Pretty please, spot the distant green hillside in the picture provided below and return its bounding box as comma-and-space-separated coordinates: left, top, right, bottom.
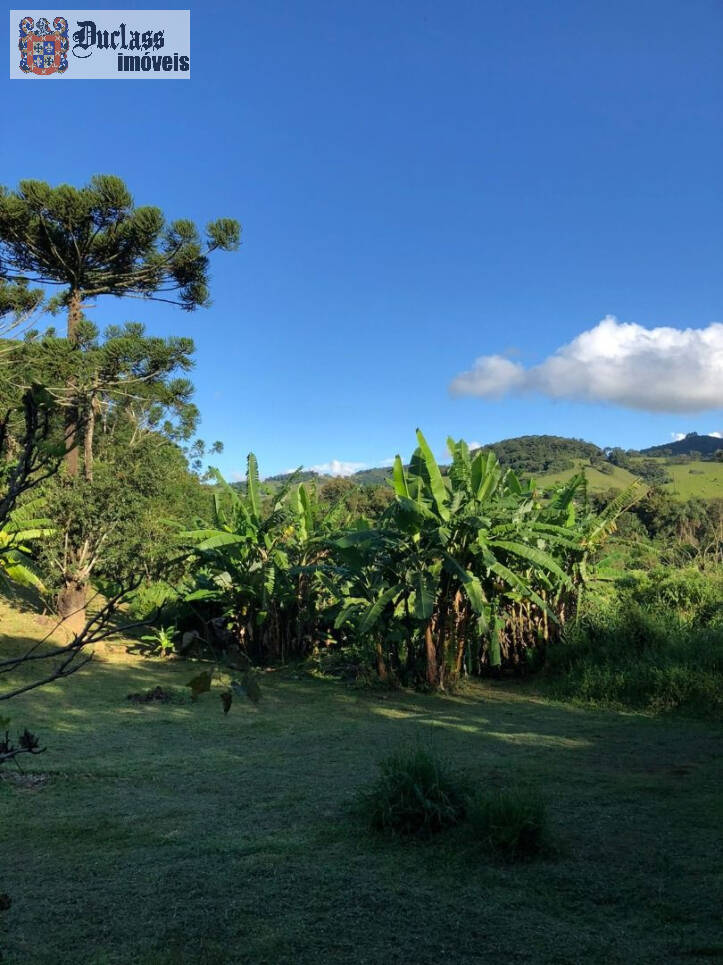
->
537, 458, 722, 500
535, 459, 639, 494
642, 432, 723, 457
254, 433, 722, 501
661, 460, 723, 499
350, 466, 394, 485
474, 434, 601, 474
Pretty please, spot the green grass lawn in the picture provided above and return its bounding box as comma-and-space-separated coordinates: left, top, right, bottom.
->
1, 604, 722, 964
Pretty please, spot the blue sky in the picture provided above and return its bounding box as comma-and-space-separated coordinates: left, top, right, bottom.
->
2, 0, 722, 477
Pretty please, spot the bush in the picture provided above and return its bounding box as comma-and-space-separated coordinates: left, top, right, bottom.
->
359, 746, 467, 837
467, 784, 548, 861
618, 567, 723, 620
544, 598, 723, 718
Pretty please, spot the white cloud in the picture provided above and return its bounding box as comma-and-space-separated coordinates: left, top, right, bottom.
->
308, 459, 367, 477
450, 316, 723, 413
451, 355, 525, 399
711, 431, 723, 439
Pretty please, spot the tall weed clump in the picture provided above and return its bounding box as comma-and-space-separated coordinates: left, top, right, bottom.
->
358, 747, 551, 861
359, 746, 467, 837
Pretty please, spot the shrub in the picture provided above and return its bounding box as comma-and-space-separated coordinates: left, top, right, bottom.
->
618, 567, 723, 620
544, 597, 722, 718
467, 784, 548, 861
359, 746, 467, 837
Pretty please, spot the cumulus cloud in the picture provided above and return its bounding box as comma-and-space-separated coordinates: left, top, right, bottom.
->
450, 316, 723, 413
308, 459, 367, 477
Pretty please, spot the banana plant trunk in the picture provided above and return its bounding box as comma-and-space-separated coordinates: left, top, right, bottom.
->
425, 621, 438, 687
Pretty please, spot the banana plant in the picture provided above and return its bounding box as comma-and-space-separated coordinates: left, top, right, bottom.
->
181, 455, 342, 662
333, 430, 610, 688
0, 500, 52, 593
179, 434, 636, 690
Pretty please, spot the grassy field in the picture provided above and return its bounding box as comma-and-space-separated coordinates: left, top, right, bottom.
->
1, 602, 722, 965
537, 458, 722, 499
536, 459, 639, 493
661, 461, 723, 499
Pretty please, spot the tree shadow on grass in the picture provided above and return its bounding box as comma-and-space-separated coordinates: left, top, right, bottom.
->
1, 634, 721, 965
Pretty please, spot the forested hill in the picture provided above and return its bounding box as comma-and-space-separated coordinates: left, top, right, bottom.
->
641, 433, 723, 457
472, 435, 601, 474
259, 435, 603, 487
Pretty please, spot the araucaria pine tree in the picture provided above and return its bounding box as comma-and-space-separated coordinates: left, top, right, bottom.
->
0, 175, 240, 624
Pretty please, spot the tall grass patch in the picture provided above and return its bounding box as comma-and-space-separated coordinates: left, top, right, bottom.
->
545, 596, 722, 718
358, 746, 467, 837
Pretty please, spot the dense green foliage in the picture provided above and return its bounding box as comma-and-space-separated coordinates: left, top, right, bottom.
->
475, 434, 601, 475
544, 588, 722, 718
0, 175, 239, 314
0, 176, 720, 719
0, 174, 238, 631
177, 433, 643, 690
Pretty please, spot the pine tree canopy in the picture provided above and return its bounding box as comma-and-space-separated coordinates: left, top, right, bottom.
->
0, 175, 240, 311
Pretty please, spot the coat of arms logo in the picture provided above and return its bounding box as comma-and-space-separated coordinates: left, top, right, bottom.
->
19, 16, 69, 75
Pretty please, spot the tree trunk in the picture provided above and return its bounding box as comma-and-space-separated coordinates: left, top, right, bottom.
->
64, 289, 83, 476
83, 395, 95, 482
375, 639, 388, 681
57, 579, 87, 636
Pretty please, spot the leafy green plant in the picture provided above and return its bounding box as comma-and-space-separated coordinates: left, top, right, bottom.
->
331, 430, 643, 688
467, 784, 548, 861
179, 431, 640, 692
0, 499, 52, 593
182, 454, 346, 663
358, 746, 467, 837
140, 625, 177, 656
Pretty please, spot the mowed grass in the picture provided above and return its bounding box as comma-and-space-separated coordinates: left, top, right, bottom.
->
1, 603, 722, 965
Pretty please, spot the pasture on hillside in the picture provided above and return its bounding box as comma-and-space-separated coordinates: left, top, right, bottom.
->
537, 458, 723, 500
1, 602, 721, 965
662, 461, 723, 499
